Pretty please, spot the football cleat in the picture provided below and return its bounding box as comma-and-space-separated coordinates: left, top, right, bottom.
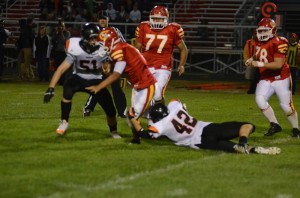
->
110, 131, 122, 139
264, 122, 282, 136
253, 146, 281, 155
130, 137, 141, 144
233, 144, 250, 154
56, 120, 68, 135
83, 108, 92, 117
292, 128, 300, 138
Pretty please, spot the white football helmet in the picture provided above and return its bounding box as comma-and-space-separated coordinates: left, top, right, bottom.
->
256, 18, 277, 41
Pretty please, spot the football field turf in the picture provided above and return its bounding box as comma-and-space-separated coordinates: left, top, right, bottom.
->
0, 81, 299, 198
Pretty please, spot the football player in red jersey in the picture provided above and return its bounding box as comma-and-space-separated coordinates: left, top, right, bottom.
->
245, 18, 300, 138
86, 27, 159, 143
135, 5, 188, 104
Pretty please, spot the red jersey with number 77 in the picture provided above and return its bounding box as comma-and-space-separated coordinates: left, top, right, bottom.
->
135, 21, 184, 71
110, 42, 156, 90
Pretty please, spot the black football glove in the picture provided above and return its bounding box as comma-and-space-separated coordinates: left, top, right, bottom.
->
130, 128, 141, 144
44, 87, 54, 103
139, 129, 153, 139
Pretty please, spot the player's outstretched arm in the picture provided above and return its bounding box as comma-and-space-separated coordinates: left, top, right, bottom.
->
43, 60, 71, 103
86, 71, 121, 94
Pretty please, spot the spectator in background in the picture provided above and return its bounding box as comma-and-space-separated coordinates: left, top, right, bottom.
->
74, 9, 85, 31
287, 32, 300, 95
17, 17, 36, 80
122, 13, 135, 38
118, 4, 128, 22
81, 8, 91, 22
129, 3, 141, 23
0, 19, 12, 79
105, 2, 118, 22
65, 0, 72, 15
33, 24, 52, 82
50, 20, 71, 85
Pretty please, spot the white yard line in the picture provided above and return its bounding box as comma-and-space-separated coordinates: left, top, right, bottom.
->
41, 154, 225, 198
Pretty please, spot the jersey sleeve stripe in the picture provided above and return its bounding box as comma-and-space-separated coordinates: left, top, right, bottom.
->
135, 27, 140, 37
111, 50, 123, 57
66, 39, 70, 50
114, 53, 123, 60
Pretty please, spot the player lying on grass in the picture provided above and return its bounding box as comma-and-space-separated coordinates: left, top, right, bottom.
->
135, 99, 281, 155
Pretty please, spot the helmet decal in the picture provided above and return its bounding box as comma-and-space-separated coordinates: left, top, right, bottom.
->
97, 27, 121, 55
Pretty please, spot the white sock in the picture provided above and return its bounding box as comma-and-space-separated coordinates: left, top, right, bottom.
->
262, 106, 278, 124
287, 110, 299, 128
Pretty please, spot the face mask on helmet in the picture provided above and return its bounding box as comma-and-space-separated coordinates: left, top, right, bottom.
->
98, 45, 110, 57
80, 37, 100, 54
97, 27, 120, 57
149, 6, 169, 29
80, 23, 101, 53
149, 103, 169, 123
256, 18, 277, 42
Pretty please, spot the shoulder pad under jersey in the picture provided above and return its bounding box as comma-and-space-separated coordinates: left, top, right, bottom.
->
140, 21, 149, 25
137, 21, 150, 29
66, 37, 82, 56
168, 22, 182, 29
276, 36, 288, 43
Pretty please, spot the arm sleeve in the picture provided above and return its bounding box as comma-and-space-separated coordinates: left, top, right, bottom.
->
113, 61, 126, 74
65, 53, 75, 65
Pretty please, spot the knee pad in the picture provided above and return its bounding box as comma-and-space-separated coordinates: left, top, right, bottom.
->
256, 95, 268, 110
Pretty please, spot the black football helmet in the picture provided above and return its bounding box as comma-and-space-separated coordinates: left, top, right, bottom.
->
149, 103, 169, 123
80, 23, 100, 53
81, 23, 100, 40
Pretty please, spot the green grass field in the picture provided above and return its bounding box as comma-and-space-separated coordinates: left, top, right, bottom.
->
0, 80, 300, 198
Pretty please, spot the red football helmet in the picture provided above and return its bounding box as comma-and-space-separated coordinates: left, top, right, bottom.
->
256, 18, 277, 41
149, 5, 169, 29
97, 27, 121, 57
